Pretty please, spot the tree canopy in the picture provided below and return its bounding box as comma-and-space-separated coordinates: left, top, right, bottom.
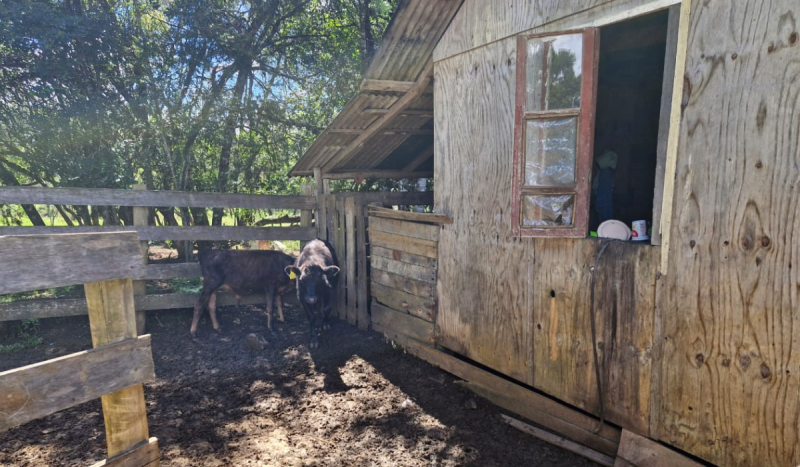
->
0, 0, 396, 226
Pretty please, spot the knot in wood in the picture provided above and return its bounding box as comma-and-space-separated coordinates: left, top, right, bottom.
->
695, 353, 705, 367
741, 355, 751, 368
760, 364, 772, 380
790, 32, 798, 45
755, 161, 763, 169
689, 240, 696, 248
761, 236, 771, 248
731, 52, 738, 60
742, 235, 754, 250
722, 358, 730, 367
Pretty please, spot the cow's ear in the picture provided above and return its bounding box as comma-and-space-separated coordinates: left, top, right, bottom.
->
322, 265, 340, 278
285, 265, 300, 279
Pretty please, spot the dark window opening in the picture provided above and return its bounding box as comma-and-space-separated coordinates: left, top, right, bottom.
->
590, 10, 670, 239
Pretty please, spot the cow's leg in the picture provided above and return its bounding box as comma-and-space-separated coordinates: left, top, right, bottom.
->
275, 294, 285, 323
303, 302, 319, 349
322, 297, 332, 331
265, 285, 276, 334
208, 291, 221, 333
191, 287, 214, 338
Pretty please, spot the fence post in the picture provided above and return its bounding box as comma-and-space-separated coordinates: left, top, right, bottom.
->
132, 184, 148, 335
84, 278, 151, 457
300, 182, 314, 248
313, 168, 325, 240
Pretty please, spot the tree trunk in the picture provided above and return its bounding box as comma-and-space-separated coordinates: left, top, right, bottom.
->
361, 0, 374, 71
0, 162, 46, 226
212, 69, 249, 226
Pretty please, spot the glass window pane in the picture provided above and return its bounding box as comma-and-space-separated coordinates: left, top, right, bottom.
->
525, 117, 577, 187
526, 34, 583, 111
522, 194, 575, 227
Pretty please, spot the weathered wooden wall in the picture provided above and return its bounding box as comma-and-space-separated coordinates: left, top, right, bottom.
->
433, 0, 681, 62
434, 36, 537, 385
433, 0, 664, 444
655, 1, 800, 466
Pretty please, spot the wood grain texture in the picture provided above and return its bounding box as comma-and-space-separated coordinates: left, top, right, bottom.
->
371, 256, 436, 284
657, 1, 800, 465
0, 292, 269, 322
368, 217, 440, 242
533, 239, 658, 436
370, 245, 437, 269
650, 5, 680, 246
368, 205, 451, 224
345, 196, 357, 325
144, 263, 202, 280
90, 437, 159, 467
434, 36, 536, 384
133, 184, 149, 336
0, 186, 316, 209
0, 336, 155, 432
0, 226, 317, 242
371, 269, 436, 300
433, 0, 614, 61
371, 301, 434, 344
501, 415, 615, 467
85, 279, 150, 457
0, 232, 146, 295
616, 429, 702, 467
368, 230, 438, 258
356, 201, 369, 330
370, 282, 436, 322
395, 337, 622, 456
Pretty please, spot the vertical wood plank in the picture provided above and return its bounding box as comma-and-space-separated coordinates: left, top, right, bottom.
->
313, 168, 325, 240
300, 182, 314, 248
84, 278, 150, 457
336, 196, 347, 320
345, 196, 357, 326
132, 184, 148, 336
650, 5, 680, 247
356, 200, 370, 330
658, 0, 800, 465
325, 194, 335, 244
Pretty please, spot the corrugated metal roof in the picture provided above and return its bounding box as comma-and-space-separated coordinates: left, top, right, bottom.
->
290, 0, 464, 177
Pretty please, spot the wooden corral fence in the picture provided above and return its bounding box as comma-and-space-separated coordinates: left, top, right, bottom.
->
0, 186, 318, 333
314, 189, 434, 331
0, 232, 160, 467
366, 206, 450, 345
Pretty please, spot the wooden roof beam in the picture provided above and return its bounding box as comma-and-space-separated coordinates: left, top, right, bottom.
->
360, 79, 415, 93
327, 128, 433, 135
322, 170, 433, 181
321, 61, 435, 172
403, 146, 435, 171
361, 108, 433, 118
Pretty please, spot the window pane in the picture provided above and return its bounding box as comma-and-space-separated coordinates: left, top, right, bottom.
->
522, 194, 575, 227
525, 117, 577, 187
526, 34, 583, 111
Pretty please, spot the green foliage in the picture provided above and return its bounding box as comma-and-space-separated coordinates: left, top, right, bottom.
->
0, 0, 398, 226
0, 319, 43, 354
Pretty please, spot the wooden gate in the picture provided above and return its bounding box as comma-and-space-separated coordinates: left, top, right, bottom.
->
365, 206, 450, 344
0, 232, 159, 467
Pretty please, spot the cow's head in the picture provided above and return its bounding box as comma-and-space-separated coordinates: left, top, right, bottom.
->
285, 264, 339, 305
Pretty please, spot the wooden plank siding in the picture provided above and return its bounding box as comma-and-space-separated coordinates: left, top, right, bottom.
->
0, 232, 146, 295
0, 336, 155, 432
433, 0, 681, 62
434, 35, 537, 385
654, 0, 800, 465
533, 240, 659, 436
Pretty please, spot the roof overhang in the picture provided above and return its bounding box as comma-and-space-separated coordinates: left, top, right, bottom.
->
289, 0, 464, 178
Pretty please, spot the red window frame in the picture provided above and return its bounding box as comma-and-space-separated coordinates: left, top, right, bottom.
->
511, 28, 600, 238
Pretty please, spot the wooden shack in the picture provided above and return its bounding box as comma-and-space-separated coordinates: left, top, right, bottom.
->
291, 1, 800, 466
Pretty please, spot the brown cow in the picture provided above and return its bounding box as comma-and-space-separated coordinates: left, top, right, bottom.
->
191, 249, 296, 338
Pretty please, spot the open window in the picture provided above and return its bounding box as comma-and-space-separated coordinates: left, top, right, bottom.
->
512, 10, 674, 241
511, 29, 599, 237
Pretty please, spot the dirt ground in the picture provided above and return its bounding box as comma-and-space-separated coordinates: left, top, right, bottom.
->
0, 299, 597, 467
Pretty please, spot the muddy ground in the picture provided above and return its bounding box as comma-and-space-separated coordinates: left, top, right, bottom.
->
0, 299, 596, 467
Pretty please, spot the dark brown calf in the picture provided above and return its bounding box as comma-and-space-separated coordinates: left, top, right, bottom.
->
191, 249, 296, 338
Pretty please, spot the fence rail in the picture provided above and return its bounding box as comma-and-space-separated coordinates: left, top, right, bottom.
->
0, 186, 316, 209
0, 225, 317, 241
